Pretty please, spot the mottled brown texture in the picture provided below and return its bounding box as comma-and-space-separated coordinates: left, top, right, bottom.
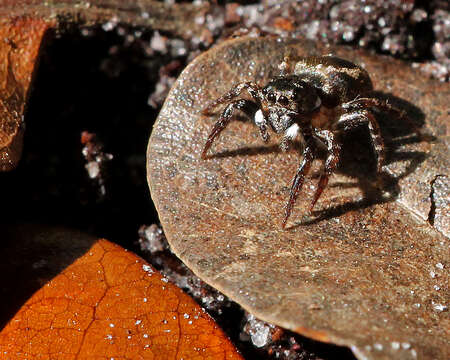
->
0, 16, 50, 171
147, 37, 449, 360
430, 175, 450, 237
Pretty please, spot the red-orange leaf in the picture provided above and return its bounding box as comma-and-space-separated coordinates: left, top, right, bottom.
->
0, 238, 243, 360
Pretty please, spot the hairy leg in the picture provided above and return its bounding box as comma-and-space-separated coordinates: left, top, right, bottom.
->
337, 110, 385, 172
282, 138, 315, 228
341, 96, 418, 131
310, 129, 341, 210
342, 97, 401, 114
202, 82, 261, 115
202, 99, 259, 159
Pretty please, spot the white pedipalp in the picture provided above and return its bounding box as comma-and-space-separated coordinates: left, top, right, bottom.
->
254, 109, 265, 126
285, 123, 300, 140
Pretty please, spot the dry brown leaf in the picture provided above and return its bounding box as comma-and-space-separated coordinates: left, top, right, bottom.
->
147, 37, 449, 360
0, 230, 243, 360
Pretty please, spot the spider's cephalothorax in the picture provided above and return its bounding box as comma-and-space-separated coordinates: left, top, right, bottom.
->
201, 55, 404, 228
261, 76, 321, 133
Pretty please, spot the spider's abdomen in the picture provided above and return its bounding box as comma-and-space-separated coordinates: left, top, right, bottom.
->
294, 56, 373, 108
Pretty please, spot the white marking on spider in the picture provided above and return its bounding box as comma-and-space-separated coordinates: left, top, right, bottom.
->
285, 123, 300, 140
254, 109, 265, 126
315, 97, 322, 109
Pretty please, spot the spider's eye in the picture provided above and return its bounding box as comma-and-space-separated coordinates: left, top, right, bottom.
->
278, 95, 289, 106
292, 87, 302, 100
267, 92, 276, 102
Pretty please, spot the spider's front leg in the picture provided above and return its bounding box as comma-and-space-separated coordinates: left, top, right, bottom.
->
282, 136, 315, 228
336, 108, 385, 172
281, 129, 340, 228
310, 129, 341, 210
202, 99, 261, 159
202, 82, 261, 116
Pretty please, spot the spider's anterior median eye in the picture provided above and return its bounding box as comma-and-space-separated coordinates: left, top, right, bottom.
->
267, 92, 276, 102
278, 95, 289, 105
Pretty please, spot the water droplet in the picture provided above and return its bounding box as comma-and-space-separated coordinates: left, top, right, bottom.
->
142, 264, 154, 274
378, 17, 386, 27
373, 343, 383, 351
251, 325, 270, 348
431, 301, 447, 312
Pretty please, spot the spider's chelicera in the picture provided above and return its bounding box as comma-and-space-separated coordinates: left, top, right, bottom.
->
201, 56, 403, 228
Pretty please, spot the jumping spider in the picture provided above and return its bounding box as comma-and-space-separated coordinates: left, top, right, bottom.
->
201, 55, 405, 228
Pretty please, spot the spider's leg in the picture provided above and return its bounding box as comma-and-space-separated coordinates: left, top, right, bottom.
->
202, 99, 259, 159
343, 97, 401, 114
282, 138, 314, 228
280, 123, 300, 151
202, 82, 261, 115
310, 129, 341, 211
342, 97, 416, 131
337, 109, 385, 172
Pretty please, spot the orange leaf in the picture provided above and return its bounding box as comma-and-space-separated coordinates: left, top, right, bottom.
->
0, 239, 243, 360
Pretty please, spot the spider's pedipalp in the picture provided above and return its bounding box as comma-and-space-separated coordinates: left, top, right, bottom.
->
201, 99, 259, 159
282, 138, 314, 228
254, 109, 270, 142
280, 123, 300, 151
337, 109, 385, 172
